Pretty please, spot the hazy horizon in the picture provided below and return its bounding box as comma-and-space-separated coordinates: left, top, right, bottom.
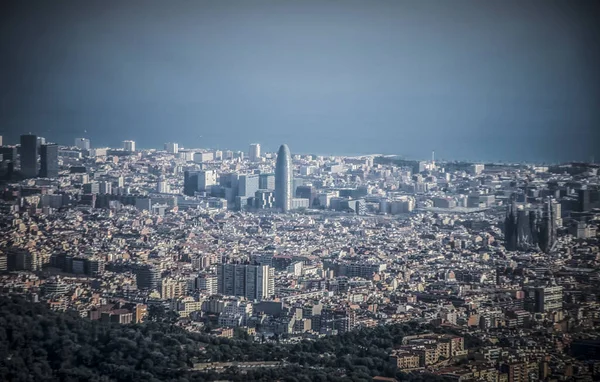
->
1, 0, 599, 163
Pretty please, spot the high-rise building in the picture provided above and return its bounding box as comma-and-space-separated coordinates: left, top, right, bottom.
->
75, 138, 91, 150
123, 140, 136, 152
217, 264, 274, 301
259, 173, 275, 190
275, 144, 292, 212
296, 185, 316, 207
157, 176, 170, 193
0, 135, 3, 146
238, 174, 260, 198
83, 182, 100, 194
249, 143, 261, 162
196, 273, 218, 295
40, 143, 59, 178
577, 188, 600, 212
136, 265, 160, 290
164, 142, 179, 154
198, 170, 217, 191
20, 134, 38, 178
184, 170, 217, 196
534, 285, 563, 313
0, 146, 17, 163
184, 171, 199, 196
99, 181, 112, 195
254, 190, 275, 209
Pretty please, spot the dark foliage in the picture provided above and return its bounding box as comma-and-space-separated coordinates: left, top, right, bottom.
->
0, 296, 452, 382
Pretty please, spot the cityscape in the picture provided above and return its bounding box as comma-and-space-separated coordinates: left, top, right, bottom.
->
0, 133, 599, 381
1, 1, 600, 381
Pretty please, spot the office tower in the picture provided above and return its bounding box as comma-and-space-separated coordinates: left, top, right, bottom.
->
254, 190, 275, 209
20, 134, 38, 178
183, 170, 199, 196
99, 181, 112, 194
296, 185, 316, 207
275, 144, 292, 212
85, 258, 105, 276
249, 143, 261, 162
0, 146, 17, 162
136, 265, 160, 290
238, 174, 260, 198
83, 182, 100, 194
533, 285, 563, 313
39, 143, 59, 178
123, 140, 136, 152
6, 249, 41, 271
37, 137, 46, 148
198, 170, 217, 191
259, 173, 275, 190
217, 263, 274, 301
75, 138, 91, 150
577, 188, 600, 212
219, 173, 240, 204
0, 135, 2, 146
164, 142, 179, 154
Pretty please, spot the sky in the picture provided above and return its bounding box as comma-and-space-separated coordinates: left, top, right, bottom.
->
1, 0, 599, 163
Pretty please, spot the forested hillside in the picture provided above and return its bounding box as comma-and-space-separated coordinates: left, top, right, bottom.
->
0, 296, 452, 382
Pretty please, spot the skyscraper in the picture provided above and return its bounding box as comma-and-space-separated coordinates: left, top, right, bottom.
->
40, 143, 59, 178
259, 173, 275, 190
164, 142, 179, 154
238, 174, 260, 198
123, 140, 136, 152
275, 144, 292, 212
249, 143, 261, 162
217, 263, 274, 301
20, 134, 38, 178
75, 138, 91, 150
136, 265, 160, 290
183, 170, 199, 196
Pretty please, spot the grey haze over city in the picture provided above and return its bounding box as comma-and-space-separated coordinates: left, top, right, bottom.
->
1, 0, 599, 163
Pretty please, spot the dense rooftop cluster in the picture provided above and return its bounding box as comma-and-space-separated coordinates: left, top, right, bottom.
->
1, 137, 600, 380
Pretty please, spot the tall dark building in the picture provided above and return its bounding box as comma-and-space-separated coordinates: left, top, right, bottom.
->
0, 146, 17, 163
40, 143, 59, 178
20, 134, 38, 178
136, 265, 160, 290
183, 170, 199, 196
577, 188, 600, 212
296, 185, 316, 207
275, 144, 292, 212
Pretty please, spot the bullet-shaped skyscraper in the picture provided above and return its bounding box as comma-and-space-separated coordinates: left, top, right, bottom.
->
275, 144, 292, 212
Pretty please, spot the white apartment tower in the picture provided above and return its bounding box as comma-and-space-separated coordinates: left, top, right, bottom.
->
249, 143, 261, 162
123, 140, 136, 152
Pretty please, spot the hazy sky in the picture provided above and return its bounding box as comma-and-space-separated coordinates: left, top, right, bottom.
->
1, 0, 599, 162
